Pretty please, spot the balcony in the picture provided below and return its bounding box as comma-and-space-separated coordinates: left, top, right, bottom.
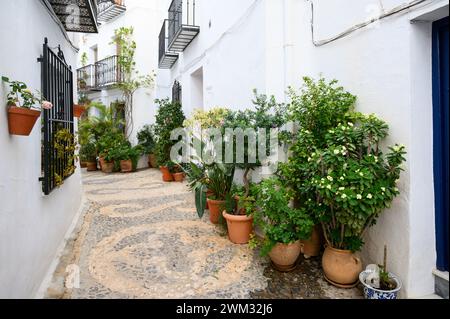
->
97, 0, 126, 23
167, 0, 200, 52
77, 56, 123, 92
47, 0, 98, 33
159, 20, 179, 69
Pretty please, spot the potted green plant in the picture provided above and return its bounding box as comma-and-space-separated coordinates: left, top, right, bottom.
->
154, 98, 185, 182
359, 245, 402, 299
250, 177, 314, 272
79, 142, 98, 171
2, 76, 53, 136
204, 163, 235, 224
113, 144, 144, 173
74, 93, 90, 118
137, 125, 157, 168
97, 132, 126, 174
288, 114, 406, 286
171, 163, 186, 182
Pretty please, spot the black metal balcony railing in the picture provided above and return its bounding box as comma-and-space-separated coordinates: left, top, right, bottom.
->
76, 56, 123, 92
167, 0, 200, 52
159, 20, 179, 69
48, 0, 98, 33
97, 0, 126, 23
95, 55, 123, 88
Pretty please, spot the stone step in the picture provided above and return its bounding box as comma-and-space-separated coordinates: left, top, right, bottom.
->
433, 269, 449, 299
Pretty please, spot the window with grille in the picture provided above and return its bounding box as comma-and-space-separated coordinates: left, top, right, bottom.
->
172, 80, 182, 104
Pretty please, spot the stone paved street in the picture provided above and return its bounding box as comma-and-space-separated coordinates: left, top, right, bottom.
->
45, 169, 363, 299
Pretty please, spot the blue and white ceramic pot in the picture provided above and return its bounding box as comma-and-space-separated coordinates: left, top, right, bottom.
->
359, 270, 402, 299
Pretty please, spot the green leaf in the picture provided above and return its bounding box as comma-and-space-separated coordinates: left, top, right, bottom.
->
195, 184, 207, 219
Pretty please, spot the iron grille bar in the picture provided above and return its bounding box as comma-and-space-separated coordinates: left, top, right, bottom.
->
40, 38, 75, 195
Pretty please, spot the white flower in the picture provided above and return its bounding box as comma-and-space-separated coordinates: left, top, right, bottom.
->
356, 194, 362, 200
348, 122, 354, 127
326, 185, 332, 190
381, 187, 386, 192
340, 176, 345, 181
308, 157, 312, 162
359, 172, 364, 177
394, 187, 399, 192
367, 194, 373, 199
341, 194, 347, 199
374, 156, 379, 163
339, 187, 345, 191
334, 149, 340, 155
327, 176, 333, 182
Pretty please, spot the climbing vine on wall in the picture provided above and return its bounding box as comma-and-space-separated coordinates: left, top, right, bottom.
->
111, 27, 155, 138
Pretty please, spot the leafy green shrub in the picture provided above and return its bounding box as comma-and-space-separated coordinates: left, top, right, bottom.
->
154, 98, 185, 167
251, 177, 314, 256
79, 142, 97, 162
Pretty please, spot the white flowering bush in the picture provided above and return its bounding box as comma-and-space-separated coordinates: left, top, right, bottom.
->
281, 77, 406, 252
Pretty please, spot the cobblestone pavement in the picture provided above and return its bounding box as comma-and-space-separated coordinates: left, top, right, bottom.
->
45, 169, 363, 299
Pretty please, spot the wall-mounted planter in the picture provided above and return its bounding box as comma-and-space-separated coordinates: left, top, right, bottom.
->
7, 106, 41, 136
73, 104, 86, 118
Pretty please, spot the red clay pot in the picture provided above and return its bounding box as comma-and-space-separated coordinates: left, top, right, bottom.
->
172, 172, 185, 182
7, 106, 41, 136
102, 161, 114, 173
207, 199, 225, 224
223, 211, 253, 244
86, 161, 97, 171
160, 166, 174, 182
322, 246, 363, 288
120, 160, 133, 173
269, 241, 302, 272
73, 104, 86, 118
80, 162, 88, 168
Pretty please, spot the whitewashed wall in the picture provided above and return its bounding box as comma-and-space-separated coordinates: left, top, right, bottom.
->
0, 0, 82, 298
162, 0, 448, 298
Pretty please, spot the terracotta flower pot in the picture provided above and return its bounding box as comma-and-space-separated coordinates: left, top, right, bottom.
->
120, 160, 133, 173
207, 199, 225, 224
160, 166, 174, 182
148, 154, 158, 168
86, 161, 98, 171
99, 157, 105, 170
223, 211, 253, 244
80, 162, 88, 168
101, 161, 114, 174
301, 225, 323, 258
322, 246, 363, 288
269, 241, 302, 272
7, 106, 41, 136
206, 189, 214, 209
73, 104, 86, 118
172, 172, 185, 182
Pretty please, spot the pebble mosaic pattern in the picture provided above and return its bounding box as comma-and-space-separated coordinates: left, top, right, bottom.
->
45, 169, 362, 299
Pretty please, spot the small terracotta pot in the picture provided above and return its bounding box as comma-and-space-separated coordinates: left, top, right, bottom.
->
172, 172, 185, 182
322, 246, 363, 288
73, 104, 86, 118
207, 199, 225, 224
269, 241, 302, 272
99, 157, 105, 170
102, 161, 114, 174
86, 161, 98, 171
120, 160, 133, 173
148, 154, 158, 168
301, 225, 323, 258
223, 211, 253, 244
160, 166, 174, 182
7, 106, 41, 136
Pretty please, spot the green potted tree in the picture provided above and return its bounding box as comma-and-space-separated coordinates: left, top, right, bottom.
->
154, 98, 185, 182
250, 177, 314, 272
137, 125, 157, 168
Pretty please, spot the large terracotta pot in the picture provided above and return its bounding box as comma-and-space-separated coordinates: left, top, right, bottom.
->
102, 161, 114, 174
120, 160, 133, 173
322, 246, 363, 288
73, 104, 86, 118
148, 154, 158, 168
7, 106, 41, 136
172, 172, 185, 182
268, 241, 302, 272
223, 211, 253, 244
86, 161, 98, 171
160, 166, 174, 182
301, 225, 323, 258
207, 199, 225, 224
80, 162, 88, 168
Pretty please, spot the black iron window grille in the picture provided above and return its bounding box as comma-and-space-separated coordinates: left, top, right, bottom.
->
39, 38, 75, 195
95, 55, 123, 88
172, 80, 182, 104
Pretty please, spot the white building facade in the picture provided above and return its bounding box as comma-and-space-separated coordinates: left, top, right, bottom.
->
0, 0, 98, 298
157, 0, 449, 298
